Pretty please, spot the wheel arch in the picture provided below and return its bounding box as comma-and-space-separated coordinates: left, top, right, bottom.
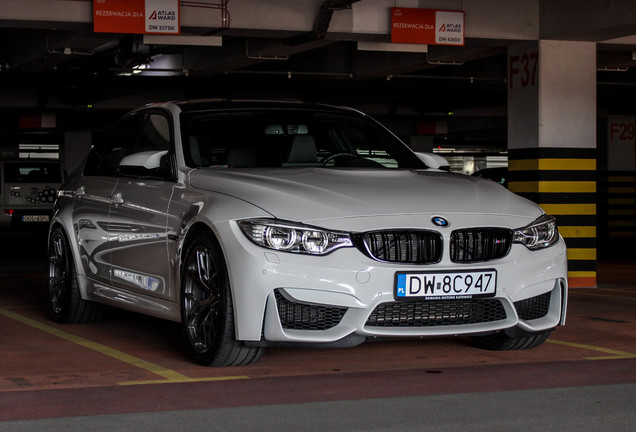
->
178, 220, 267, 343
179, 220, 265, 365
178, 221, 227, 308
180, 222, 221, 266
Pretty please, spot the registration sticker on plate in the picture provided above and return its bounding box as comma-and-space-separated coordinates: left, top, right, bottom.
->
21, 215, 50, 223
395, 270, 496, 300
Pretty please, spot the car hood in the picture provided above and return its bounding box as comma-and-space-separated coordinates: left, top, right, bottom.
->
189, 168, 542, 222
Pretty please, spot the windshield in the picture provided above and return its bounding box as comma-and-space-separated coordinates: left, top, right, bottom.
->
180, 108, 425, 169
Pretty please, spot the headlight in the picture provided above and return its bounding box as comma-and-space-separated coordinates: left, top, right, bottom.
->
513, 214, 559, 250
238, 219, 353, 255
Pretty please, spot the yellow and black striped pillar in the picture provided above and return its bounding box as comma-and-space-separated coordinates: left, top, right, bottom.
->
598, 172, 636, 241
508, 148, 596, 288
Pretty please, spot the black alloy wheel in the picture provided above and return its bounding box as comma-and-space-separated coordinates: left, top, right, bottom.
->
48, 226, 102, 323
181, 234, 263, 366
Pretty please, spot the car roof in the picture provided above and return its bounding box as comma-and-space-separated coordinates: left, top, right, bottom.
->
150, 98, 364, 116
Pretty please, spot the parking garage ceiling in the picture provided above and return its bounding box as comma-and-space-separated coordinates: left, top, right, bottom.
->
2, 0, 636, 116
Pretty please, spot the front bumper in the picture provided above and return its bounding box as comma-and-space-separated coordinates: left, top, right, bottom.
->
216, 220, 568, 344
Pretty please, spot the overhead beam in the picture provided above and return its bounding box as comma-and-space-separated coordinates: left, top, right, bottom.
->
0, 0, 540, 41
540, 0, 636, 41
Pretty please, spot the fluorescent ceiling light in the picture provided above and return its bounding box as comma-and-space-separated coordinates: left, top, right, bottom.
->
357, 42, 428, 53
143, 35, 223, 47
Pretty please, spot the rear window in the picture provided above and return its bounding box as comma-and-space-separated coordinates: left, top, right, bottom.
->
4, 162, 62, 183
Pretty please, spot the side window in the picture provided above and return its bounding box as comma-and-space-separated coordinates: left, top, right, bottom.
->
83, 139, 106, 176
96, 114, 145, 177
137, 113, 171, 152
130, 112, 174, 179
84, 111, 173, 178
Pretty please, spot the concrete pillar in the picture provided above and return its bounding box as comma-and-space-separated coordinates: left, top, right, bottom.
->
507, 40, 597, 288
599, 116, 636, 252
408, 135, 435, 153
63, 130, 92, 176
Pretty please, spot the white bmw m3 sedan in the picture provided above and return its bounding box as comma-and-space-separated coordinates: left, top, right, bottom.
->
48, 100, 568, 366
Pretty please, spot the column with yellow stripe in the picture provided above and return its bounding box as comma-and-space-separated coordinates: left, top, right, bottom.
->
598, 172, 636, 241
599, 117, 636, 250
508, 148, 597, 288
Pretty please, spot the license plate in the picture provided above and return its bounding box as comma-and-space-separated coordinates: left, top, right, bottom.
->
21, 215, 49, 223
395, 269, 496, 300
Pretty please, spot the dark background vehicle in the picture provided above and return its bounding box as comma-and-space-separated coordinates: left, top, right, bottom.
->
0, 159, 63, 228
472, 167, 508, 188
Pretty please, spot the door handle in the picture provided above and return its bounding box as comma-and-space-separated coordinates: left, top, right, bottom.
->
111, 192, 124, 207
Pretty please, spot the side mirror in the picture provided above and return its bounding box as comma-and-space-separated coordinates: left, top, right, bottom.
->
117, 150, 172, 179
415, 152, 451, 171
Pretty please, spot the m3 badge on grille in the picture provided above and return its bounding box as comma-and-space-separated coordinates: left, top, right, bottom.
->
432, 216, 449, 227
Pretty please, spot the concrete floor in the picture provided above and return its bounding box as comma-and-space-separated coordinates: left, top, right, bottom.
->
0, 229, 635, 430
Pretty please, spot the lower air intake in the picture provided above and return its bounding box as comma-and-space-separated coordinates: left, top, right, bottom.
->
514, 291, 551, 321
366, 298, 507, 327
275, 289, 347, 330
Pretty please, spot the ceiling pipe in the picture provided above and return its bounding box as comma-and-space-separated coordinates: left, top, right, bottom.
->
46, 31, 96, 56
284, 0, 361, 46
225, 70, 353, 79
387, 74, 504, 84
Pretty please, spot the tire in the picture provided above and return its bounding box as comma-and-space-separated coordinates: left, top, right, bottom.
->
472, 328, 552, 351
48, 226, 103, 323
180, 233, 264, 366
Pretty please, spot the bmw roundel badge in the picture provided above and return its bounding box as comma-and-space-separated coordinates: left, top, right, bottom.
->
432, 216, 450, 228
